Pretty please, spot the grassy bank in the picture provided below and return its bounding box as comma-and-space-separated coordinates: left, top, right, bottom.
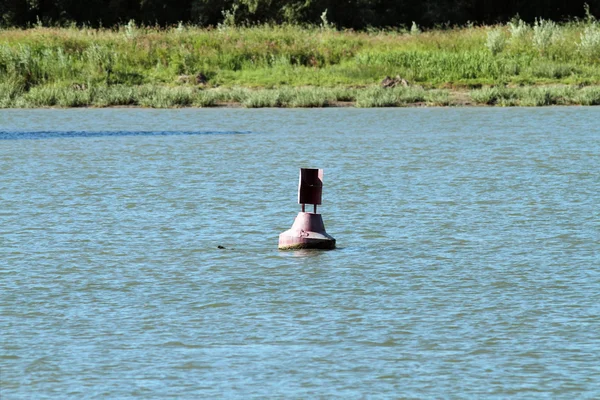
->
3, 84, 600, 108
1, 20, 600, 107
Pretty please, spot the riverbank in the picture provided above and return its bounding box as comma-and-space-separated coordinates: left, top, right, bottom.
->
1, 23, 600, 107
2, 85, 600, 108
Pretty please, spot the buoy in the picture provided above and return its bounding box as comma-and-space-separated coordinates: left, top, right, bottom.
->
278, 168, 336, 250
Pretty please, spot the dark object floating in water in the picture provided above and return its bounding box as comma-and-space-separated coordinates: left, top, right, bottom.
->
0, 130, 253, 140
279, 168, 336, 250
217, 245, 226, 249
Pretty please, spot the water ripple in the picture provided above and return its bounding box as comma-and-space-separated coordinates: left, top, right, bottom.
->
1, 107, 599, 398
0, 130, 253, 140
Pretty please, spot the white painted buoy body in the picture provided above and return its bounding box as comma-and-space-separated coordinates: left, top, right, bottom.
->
278, 212, 336, 250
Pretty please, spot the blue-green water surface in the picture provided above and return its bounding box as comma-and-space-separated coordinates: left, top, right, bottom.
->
1, 108, 599, 398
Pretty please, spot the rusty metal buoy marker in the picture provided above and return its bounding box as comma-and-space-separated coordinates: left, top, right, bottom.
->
278, 168, 336, 250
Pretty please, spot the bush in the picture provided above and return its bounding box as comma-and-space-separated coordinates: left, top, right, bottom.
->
533, 18, 560, 55
470, 87, 500, 104
486, 28, 506, 55
577, 24, 600, 60
242, 90, 282, 107
520, 87, 555, 106
137, 86, 195, 107
575, 86, 600, 105
507, 18, 530, 45
355, 87, 398, 107
0, 80, 25, 108
424, 89, 450, 106
288, 88, 332, 107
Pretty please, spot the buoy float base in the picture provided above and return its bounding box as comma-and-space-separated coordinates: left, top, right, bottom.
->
278, 212, 336, 250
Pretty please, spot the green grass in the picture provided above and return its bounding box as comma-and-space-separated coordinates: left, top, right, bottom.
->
2, 83, 600, 108
469, 85, 600, 106
1, 22, 599, 107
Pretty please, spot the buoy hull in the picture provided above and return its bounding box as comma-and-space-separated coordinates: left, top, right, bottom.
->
278, 212, 336, 250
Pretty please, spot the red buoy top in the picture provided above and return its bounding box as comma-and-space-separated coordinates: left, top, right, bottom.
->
298, 168, 323, 206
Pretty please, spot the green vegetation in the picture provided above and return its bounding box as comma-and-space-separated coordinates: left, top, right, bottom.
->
1, 19, 600, 108
2, 0, 599, 30
3, 83, 600, 108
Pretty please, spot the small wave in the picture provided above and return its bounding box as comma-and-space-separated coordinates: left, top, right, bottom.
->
159, 341, 204, 349
0, 130, 253, 140
173, 362, 211, 370
192, 302, 233, 310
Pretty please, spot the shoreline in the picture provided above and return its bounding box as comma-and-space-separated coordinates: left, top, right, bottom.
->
3, 103, 598, 109
2, 24, 600, 109
2, 85, 599, 109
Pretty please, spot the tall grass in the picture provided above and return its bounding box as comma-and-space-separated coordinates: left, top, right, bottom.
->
469, 85, 600, 106
1, 21, 599, 107
2, 22, 600, 88
2, 83, 600, 108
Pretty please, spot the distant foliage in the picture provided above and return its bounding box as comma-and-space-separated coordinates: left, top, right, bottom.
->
1, 0, 599, 29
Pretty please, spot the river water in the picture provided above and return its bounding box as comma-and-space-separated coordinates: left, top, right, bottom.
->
1, 108, 599, 398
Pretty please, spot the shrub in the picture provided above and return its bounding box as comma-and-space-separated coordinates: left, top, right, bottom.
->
577, 24, 600, 59
424, 89, 450, 106
507, 18, 530, 45
288, 87, 332, 107
470, 87, 499, 104
242, 90, 282, 107
575, 86, 600, 105
533, 18, 560, 55
0, 80, 24, 108
192, 90, 218, 107
520, 87, 555, 106
124, 20, 138, 40
92, 86, 138, 107
529, 62, 577, 79
355, 87, 398, 107
137, 86, 194, 107
486, 28, 506, 55
410, 21, 421, 35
